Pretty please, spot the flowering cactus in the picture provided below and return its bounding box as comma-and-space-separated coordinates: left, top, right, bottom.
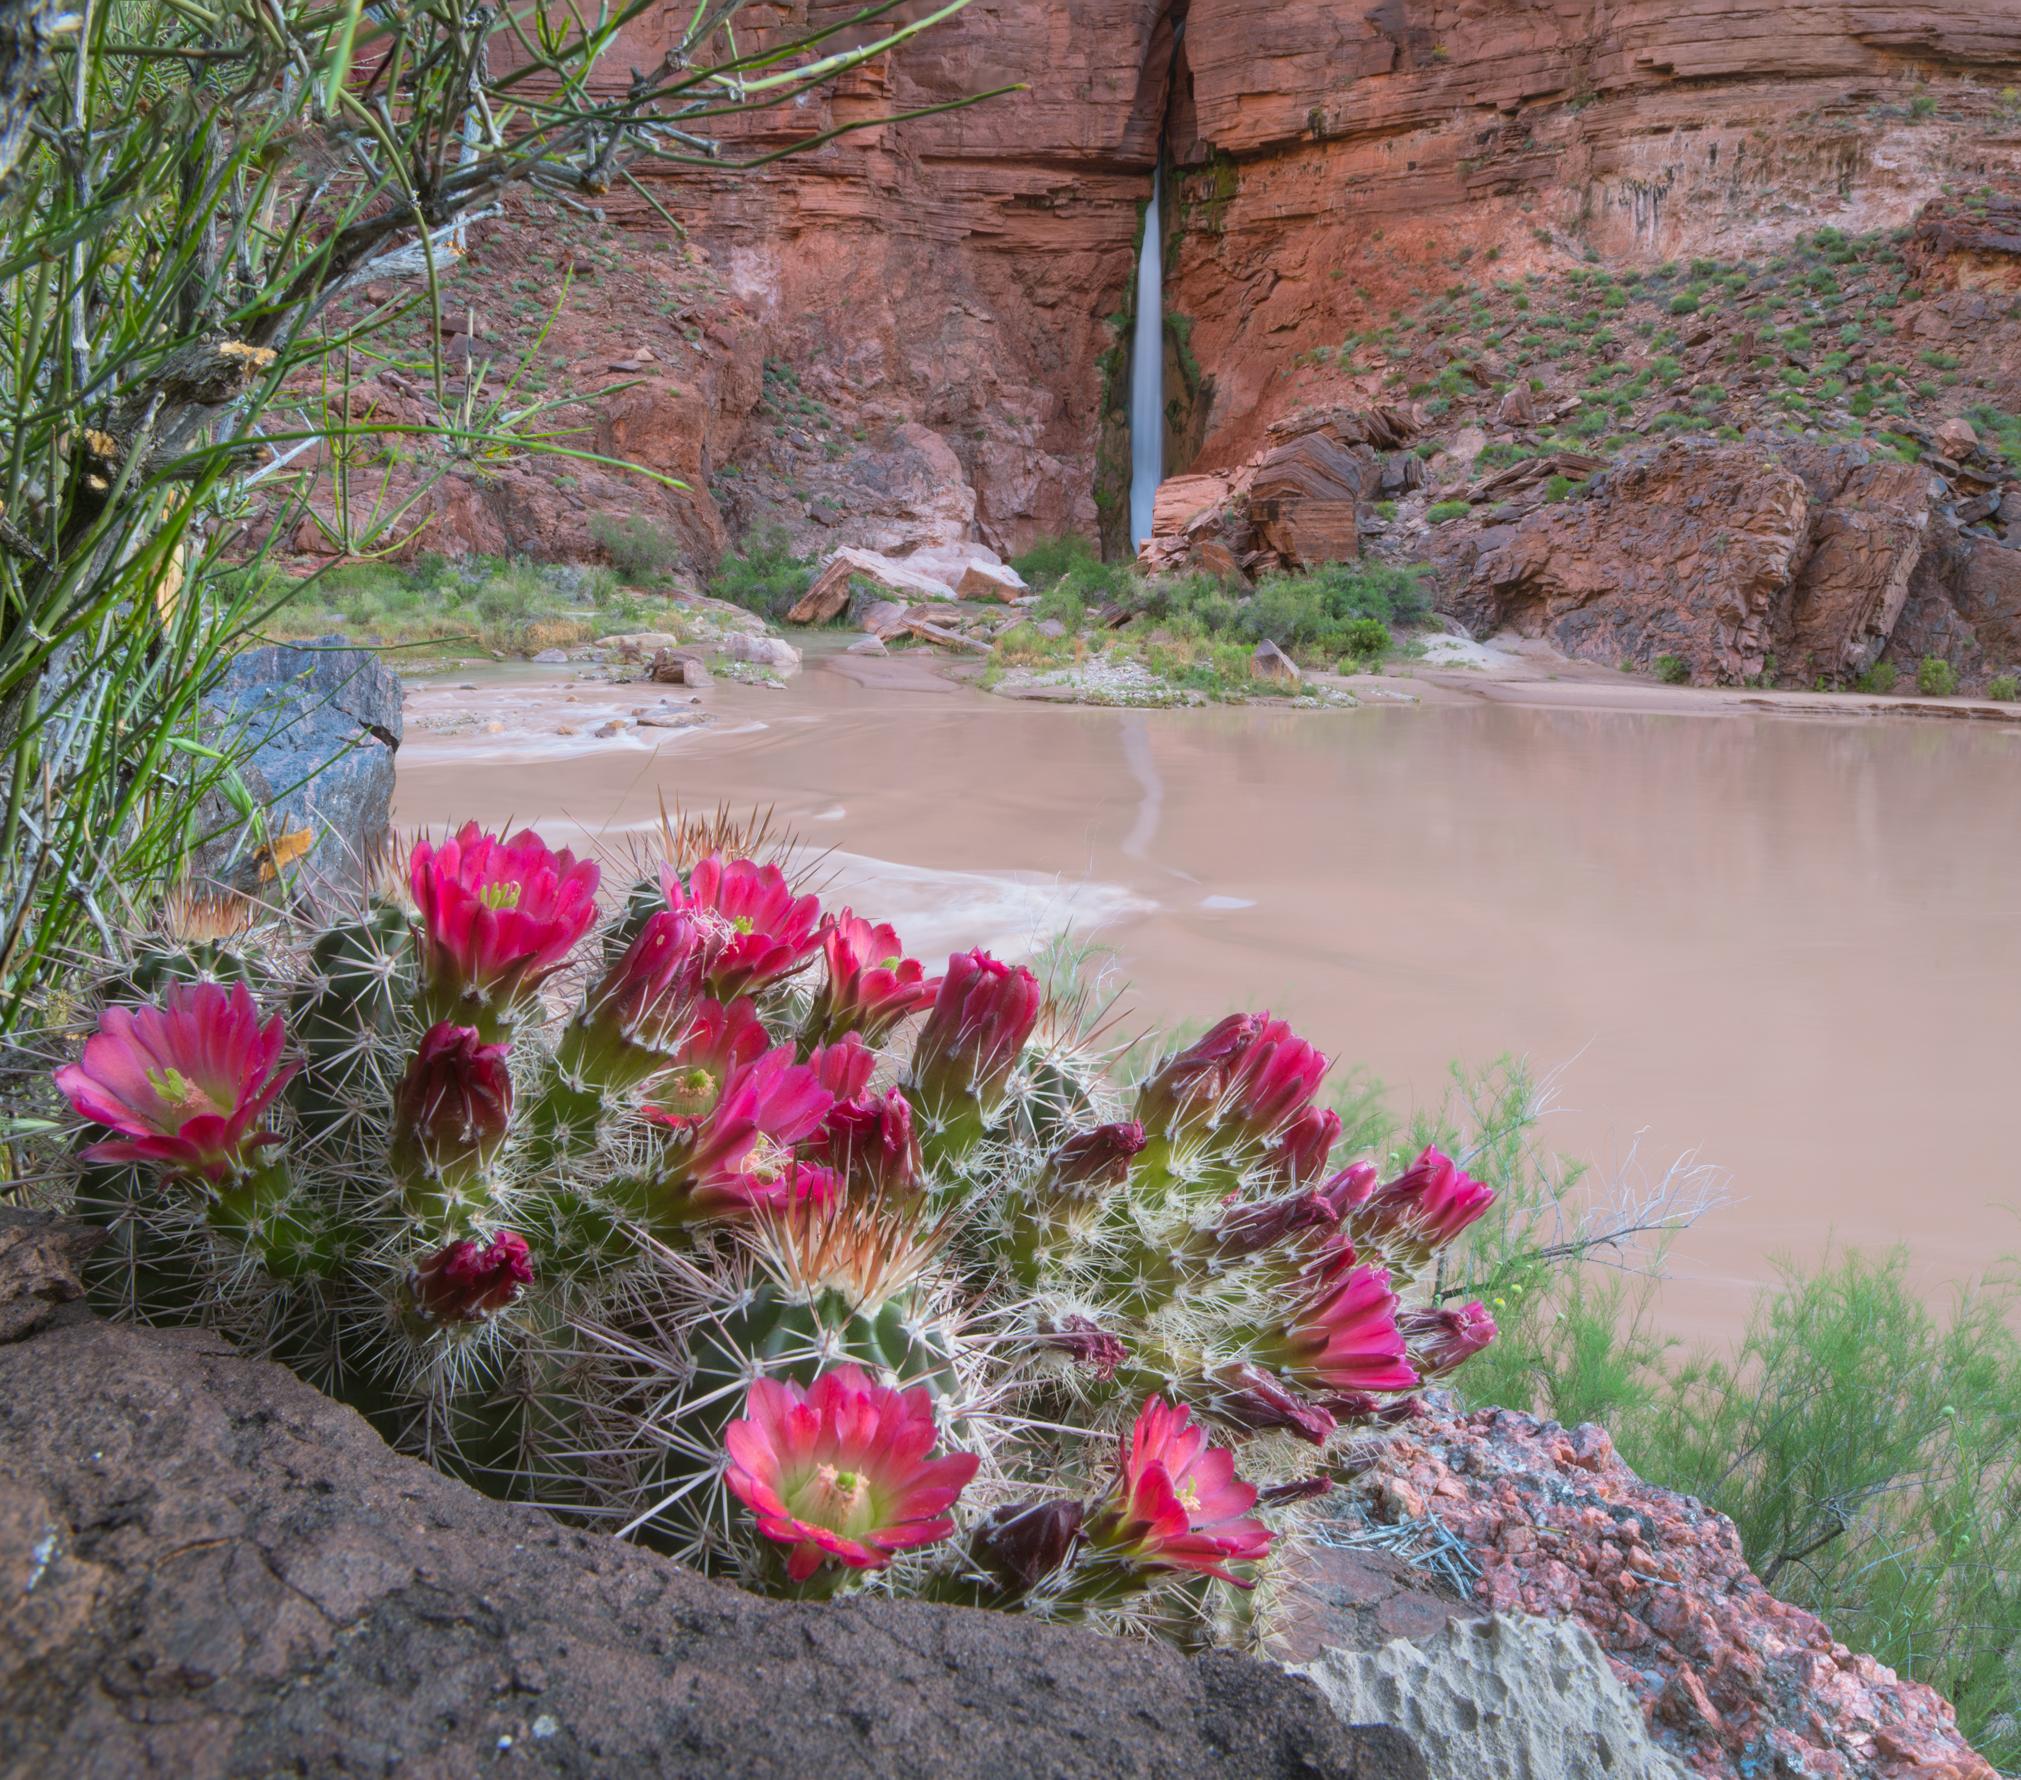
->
724, 1367, 978, 1584
54, 980, 294, 1185
44, 819, 1499, 1638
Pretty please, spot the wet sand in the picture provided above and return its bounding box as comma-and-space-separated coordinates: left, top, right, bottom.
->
397, 641, 2021, 1343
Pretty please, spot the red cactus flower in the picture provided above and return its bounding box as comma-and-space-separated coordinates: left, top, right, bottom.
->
641, 997, 771, 1130
805, 910, 942, 1046
407, 1229, 533, 1323
811, 1088, 921, 1201
905, 948, 1042, 1125
1133, 1012, 1328, 1161
661, 1045, 837, 1219
660, 854, 821, 998
1353, 1146, 1496, 1258
564, 910, 710, 1089
54, 981, 295, 1184
1269, 1264, 1419, 1397
723, 1365, 978, 1582
1400, 1301, 1499, 1378
808, 1032, 877, 1105
1085, 1397, 1273, 1586
390, 1022, 513, 1188
1033, 1121, 1146, 1208
410, 824, 599, 1022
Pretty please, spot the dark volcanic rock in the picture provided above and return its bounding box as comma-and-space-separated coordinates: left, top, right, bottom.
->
198, 637, 403, 905
0, 1296, 1421, 1780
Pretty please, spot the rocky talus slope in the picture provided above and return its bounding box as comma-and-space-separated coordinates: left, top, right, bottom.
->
0, 1215, 1419, 1780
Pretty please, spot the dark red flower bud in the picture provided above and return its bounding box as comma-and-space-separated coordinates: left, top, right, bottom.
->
1259, 1475, 1337, 1506
1317, 1162, 1379, 1218
1211, 1361, 1339, 1445
1212, 1189, 1338, 1259
390, 1022, 512, 1190
408, 1230, 533, 1323
1033, 1121, 1146, 1208
1037, 1314, 1127, 1380
811, 1088, 921, 1202
1259, 1104, 1341, 1188
1399, 1301, 1498, 1378
975, 1499, 1086, 1595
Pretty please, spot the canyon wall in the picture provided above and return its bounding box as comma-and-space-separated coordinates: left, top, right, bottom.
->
586, 0, 2020, 552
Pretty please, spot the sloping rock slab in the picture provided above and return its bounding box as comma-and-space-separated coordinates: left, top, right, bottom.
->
0, 1307, 1421, 1780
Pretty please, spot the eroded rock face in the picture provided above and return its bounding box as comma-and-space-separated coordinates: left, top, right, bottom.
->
1352, 1406, 1998, 1780
0, 1291, 1421, 1780
1452, 441, 1813, 680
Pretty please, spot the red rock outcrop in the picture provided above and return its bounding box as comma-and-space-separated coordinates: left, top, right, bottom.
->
1354, 1404, 1999, 1780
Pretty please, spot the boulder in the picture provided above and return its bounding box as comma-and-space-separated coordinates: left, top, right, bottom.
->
1936, 417, 1980, 459
860, 598, 911, 638
1252, 639, 1302, 686
650, 647, 713, 688
845, 634, 889, 656
901, 542, 1029, 603
531, 647, 570, 664
1496, 385, 1536, 428
1782, 456, 1932, 679
597, 630, 686, 660
197, 639, 402, 905
719, 631, 802, 675
1248, 427, 1376, 569
793, 547, 960, 624
0, 1269, 1422, 1780
1452, 442, 1812, 682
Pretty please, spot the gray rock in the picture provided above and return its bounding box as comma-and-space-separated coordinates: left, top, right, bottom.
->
720, 631, 802, 675
532, 647, 570, 664
197, 638, 401, 906
846, 634, 889, 657
0, 1280, 1424, 1780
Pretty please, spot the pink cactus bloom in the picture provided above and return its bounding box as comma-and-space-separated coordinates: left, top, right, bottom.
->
408, 1229, 533, 1323
1034, 1120, 1146, 1206
641, 997, 772, 1129
1400, 1301, 1499, 1378
665, 1045, 837, 1218
1354, 1146, 1496, 1257
808, 1032, 878, 1105
1087, 1397, 1274, 1586
1134, 1012, 1329, 1157
574, 910, 710, 1061
1317, 1161, 1379, 1218
54, 981, 296, 1184
806, 911, 942, 1046
723, 1365, 979, 1582
811, 1088, 921, 1201
1274, 1264, 1420, 1397
906, 948, 1042, 1122
660, 854, 822, 998
390, 1022, 513, 1186
410, 824, 600, 1017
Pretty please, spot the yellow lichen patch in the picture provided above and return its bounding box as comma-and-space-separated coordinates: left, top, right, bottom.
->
218, 341, 277, 370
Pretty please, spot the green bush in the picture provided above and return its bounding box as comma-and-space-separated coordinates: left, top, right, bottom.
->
706, 525, 816, 622
1917, 656, 1959, 697
1427, 499, 1471, 524
1652, 652, 1690, 684
1989, 674, 2019, 702
588, 513, 686, 587
1121, 562, 1426, 665
1856, 661, 1899, 694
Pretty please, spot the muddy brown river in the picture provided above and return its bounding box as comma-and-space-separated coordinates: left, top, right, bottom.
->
396, 644, 2021, 1343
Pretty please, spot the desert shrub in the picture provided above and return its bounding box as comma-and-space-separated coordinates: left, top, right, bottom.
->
1427, 499, 1471, 524
707, 525, 815, 622
1652, 653, 1690, 684
1989, 674, 2018, 702
589, 514, 687, 587
1857, 661, 1899, 694
1918, 656, 1959, 697
1033, 581, 1088, 630
1132, 562, 1427, 663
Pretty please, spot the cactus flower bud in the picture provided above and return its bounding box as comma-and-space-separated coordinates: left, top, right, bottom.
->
409, 824, 599, 1030
1259, 1475, 1337, 1506
905, 948, 1042, 1132
54, 981, 295, 1186
1033, 1121, 1146, 1208
561, 910, 711, 1091
1259, 1104, 1341, 1188
1132, 1013, 1328, 1177
1317, 1161, 1379, 1218
1036, 1314, 1127, 1380
1211, 1189, 1338, 1260
391, 1022, 513, 1198
407, 1229, 533, 1323
975, 1499, 1086, 1595
811, 1088, 920, 1202
1352, 1146, 1495, 1260
804, 910, 942, 1046
1210, 1361, 1339, 1445
1399, 1301, 1498, 1378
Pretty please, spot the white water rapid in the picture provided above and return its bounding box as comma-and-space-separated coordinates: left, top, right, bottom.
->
1128, 167, 1164, 550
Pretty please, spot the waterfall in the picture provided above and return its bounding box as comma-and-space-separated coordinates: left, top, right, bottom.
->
1128, 167, 1164, 551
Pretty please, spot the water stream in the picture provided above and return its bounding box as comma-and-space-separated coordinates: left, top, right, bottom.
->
1128, 167, 1164, 550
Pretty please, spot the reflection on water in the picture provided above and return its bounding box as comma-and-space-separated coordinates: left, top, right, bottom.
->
396, 649, 2021, 1340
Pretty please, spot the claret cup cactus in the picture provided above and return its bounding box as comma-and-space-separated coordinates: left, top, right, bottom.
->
46, 822, 1498, 1637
